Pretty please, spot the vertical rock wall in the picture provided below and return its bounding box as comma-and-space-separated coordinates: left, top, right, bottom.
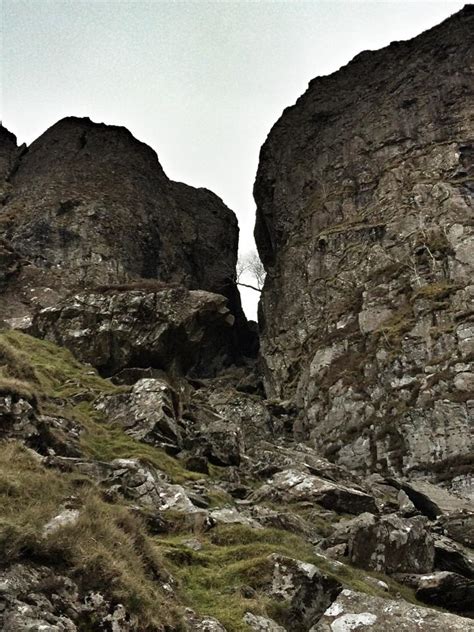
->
254, 7, 474, 486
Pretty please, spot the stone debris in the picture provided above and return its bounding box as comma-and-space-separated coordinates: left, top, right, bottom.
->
312, 588, 474, 631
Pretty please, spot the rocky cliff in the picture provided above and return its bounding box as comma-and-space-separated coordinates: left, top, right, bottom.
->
0, 117, 250, 351
1, 7, 474, 632
255, 6, 474, 490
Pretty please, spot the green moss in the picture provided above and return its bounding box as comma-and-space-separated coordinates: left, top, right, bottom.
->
155, 522, 425, 631
412, 281, 459, 302
77, 405, 201, 483
157, 524, 317, 631
206, 487, 234, 508
0, 331, 200, 484
0, 330, 115, 399
376, 305, 415, 347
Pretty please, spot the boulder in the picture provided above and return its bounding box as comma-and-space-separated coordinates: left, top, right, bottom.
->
438, 513, 474, 550
268, 555, 341, 631
103, 458, 205, 519
348, 514, 434, 574
191, 380, 274, 446
30, 288, 237, 377
201, 419, 243, 466
184, 391, 245, 466
254, 469, 377, 515
322, 512, 375, 551
312, 588, 474, 631
434, 534, 474, 578
400, 571, 474, 616
210, 507, 262, 529
95, 378, 181, 450
393, 479, 474, 548
399, 480, 472, 519
182, 610, 227, 631
43, 508, 80, 537
243, 613, 285, 631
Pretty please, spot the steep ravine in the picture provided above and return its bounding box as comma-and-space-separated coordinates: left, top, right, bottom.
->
0, 7, 473, 632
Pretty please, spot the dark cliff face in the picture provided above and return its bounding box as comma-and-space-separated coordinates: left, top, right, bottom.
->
254, 7, 474, 483
0, 125, 22, 201
0, 117, 250, 348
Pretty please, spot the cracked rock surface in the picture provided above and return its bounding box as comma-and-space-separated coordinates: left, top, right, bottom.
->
254, 5, 474, 491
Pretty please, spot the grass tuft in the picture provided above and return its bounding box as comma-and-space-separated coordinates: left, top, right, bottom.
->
0, 441, 179, 630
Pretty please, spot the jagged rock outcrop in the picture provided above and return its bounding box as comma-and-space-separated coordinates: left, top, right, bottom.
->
254, 6, 474, 488
0, 116, 254, 354
1, 8, 474, 631
0, 563, 141, 632
29, 287, 237, 377
0, 127, 19, 200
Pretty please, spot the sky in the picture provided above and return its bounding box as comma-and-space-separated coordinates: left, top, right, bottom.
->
0, 0, 465, 318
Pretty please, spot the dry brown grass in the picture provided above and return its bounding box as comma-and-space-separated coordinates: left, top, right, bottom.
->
0, 441, 179, 630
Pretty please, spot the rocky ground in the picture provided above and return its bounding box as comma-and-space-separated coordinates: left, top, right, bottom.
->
1, 5, 473, 631
0, 310, 473, 630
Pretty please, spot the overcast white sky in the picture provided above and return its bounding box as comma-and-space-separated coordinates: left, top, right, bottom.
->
1, 0, 464, 318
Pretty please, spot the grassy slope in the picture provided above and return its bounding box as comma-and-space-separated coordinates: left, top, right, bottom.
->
0, 330, 423, 631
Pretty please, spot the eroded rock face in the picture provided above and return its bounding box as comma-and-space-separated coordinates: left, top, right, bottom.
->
0, 117, 253, 353
30, 288, 237, 377
1, 116, 235, 297
254, 6, 474, 487
0, 125, 21, 202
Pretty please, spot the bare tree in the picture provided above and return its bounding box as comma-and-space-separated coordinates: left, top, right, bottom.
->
236, 251, 266, 292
